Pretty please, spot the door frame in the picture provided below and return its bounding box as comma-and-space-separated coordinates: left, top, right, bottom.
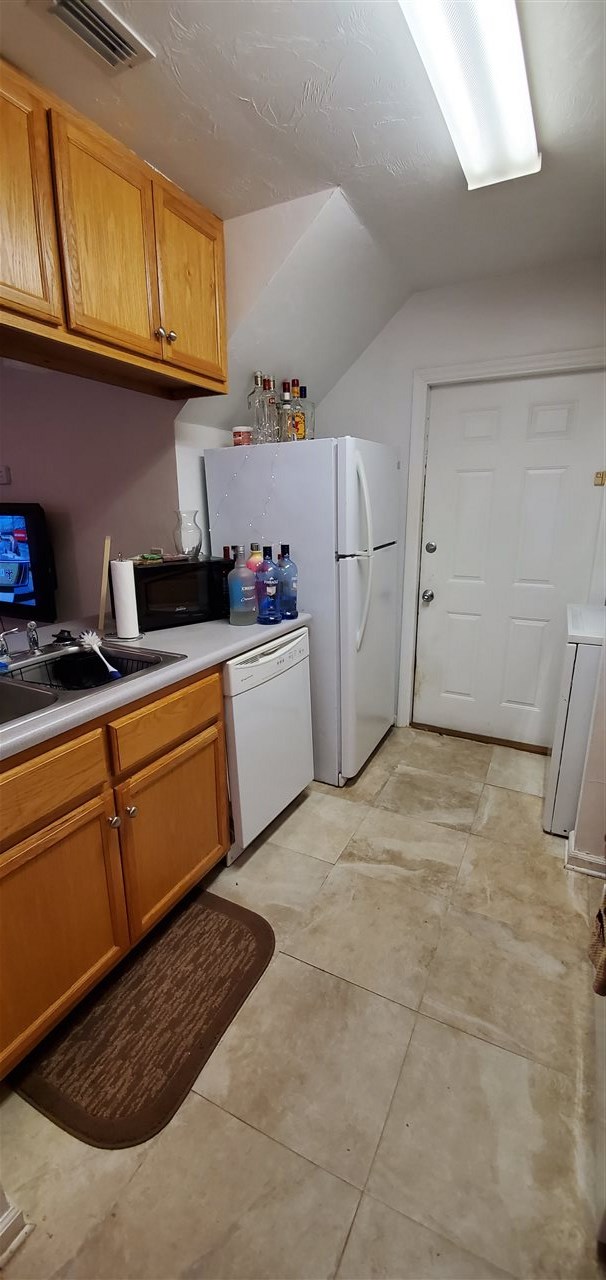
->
397, 345, 606, 727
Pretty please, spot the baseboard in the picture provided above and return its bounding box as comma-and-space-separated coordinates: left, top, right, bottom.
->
410, 722, 548, 754
565, 830, 606, 878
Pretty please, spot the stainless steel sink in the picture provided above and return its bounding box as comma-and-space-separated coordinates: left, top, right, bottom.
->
0, 680, 58, 726
6, 642, 185, 693
1, 641, 186, 726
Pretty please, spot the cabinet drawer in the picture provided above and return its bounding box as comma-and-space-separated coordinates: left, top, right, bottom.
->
0, 728, 108, 849
108, 673, 222, 773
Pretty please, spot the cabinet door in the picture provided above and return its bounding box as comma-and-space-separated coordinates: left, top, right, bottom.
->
153, 183, 227, 381
0, 64, 63, 324
50, 109, 162, 357
0, 791, 129, 1077
116, 723, 229, 941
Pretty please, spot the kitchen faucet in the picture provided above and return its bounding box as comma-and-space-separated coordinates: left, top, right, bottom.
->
0, 621, 42, 662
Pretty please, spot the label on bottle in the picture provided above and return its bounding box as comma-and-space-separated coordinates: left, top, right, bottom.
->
293, 410, 305, 440
230, 579, 256, 608
266, 584, 277, 597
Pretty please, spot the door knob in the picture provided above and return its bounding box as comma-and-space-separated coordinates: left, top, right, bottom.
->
166, 330, 177, 343
155, 326, 167, 340
126, 805, 138, 818
421, 589, 434, 603
425, 541, 437, 553
107, 815, 121, 828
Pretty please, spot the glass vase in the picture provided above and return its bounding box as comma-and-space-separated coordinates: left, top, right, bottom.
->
174, 509, 202, 560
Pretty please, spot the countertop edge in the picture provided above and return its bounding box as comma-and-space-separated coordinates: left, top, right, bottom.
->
0, 614, 312, 761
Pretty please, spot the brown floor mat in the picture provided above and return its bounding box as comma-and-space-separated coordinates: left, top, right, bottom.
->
10, 890, 275, 1149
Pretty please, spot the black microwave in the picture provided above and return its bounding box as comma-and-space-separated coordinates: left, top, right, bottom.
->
119, 557, 233, 632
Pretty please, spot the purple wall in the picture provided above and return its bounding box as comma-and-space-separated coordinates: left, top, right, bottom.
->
0, 362, 181, 620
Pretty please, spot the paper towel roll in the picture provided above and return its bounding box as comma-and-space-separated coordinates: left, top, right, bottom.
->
110, 559, 140, 639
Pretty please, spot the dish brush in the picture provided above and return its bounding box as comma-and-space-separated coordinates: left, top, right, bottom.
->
79, 629, 122, 680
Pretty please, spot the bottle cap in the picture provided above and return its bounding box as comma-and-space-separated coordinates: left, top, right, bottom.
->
222, 545, 231, 559
250, 542, 260, 551
262, 377, 270, 390
269, 377, 276, 390
263, 545, 272, 559
282, 381, 290, 393
281, 543, 290, 556
300, 386, 307, 398
292, 378, 300, 390
254, 371, 263, 384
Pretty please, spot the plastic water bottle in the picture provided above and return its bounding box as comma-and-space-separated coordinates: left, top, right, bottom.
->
257, 546, 281, 624
278, 544, 298, 619
228, 546, 257, 625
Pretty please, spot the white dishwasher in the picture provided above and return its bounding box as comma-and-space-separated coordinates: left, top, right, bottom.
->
223, 627, 314, 864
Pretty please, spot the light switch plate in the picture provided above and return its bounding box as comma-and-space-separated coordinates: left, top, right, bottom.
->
0, 465, 12, 485
594, 471, 606, 487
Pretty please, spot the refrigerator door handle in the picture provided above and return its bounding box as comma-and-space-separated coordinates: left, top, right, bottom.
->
355, 450, 374, 554
356, 552, 374, 652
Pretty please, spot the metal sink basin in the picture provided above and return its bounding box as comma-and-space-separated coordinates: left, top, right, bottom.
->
6, 642, 185, 694
0, 679, 58, 726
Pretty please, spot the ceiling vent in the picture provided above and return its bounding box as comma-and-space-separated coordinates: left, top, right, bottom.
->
28, 0, 156, 71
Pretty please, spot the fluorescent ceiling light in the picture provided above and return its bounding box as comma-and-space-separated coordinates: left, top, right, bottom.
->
399, 0, 541, 190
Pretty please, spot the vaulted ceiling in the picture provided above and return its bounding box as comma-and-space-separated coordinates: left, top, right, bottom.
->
1, 0, 603, 305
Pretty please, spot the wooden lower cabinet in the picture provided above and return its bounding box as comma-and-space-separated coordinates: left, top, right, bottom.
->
116, 722, 229, 941
0, 791, 129, 1077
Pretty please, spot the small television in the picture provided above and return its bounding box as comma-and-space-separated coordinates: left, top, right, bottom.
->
0, 504, 57, 622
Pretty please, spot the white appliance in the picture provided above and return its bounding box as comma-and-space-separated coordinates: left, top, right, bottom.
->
543, 604, 605, 837
223, 627, 314, 863
206, 437, 401, 785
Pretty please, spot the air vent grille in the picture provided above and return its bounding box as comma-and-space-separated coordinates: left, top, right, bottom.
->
29, 0, 155, 71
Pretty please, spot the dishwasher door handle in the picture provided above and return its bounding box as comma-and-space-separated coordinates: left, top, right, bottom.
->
236, 633, 303, 667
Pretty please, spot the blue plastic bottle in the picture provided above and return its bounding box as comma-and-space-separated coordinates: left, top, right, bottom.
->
278, 544, 298, 619
257, 545, 281, 624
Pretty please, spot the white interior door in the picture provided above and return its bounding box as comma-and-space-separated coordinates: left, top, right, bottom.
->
340, 543, 398, 778
414, 370, 605, 746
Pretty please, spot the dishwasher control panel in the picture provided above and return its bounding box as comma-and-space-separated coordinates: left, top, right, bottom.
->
223, 628, 309, 696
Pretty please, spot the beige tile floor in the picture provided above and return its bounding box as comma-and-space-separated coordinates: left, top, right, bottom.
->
0, 728, 599, 1280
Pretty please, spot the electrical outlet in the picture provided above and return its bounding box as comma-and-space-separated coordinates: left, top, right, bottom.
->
0, 465, 12, 485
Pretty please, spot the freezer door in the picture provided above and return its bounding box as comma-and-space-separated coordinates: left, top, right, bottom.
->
339, 543, 398, 778
337, 437, 400, 555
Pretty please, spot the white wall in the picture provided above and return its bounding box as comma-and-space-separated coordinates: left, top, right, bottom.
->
0, 363, 180, 619
317, 259, 604, 456
317, 258, 605, 724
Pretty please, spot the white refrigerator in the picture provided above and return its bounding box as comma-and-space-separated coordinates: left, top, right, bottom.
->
206, 436, 401, 786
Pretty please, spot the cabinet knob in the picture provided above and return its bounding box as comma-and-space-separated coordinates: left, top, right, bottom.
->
108, 815, 121, 828
155, 326, 167, 340
126, 805, 138, 818
166, 330, 177, 343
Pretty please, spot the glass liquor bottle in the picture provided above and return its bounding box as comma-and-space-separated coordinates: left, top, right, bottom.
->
300, 386, 315, 439
246, 542, 263, 572
290, 379, 306, 440
265, 377, 280, 443
228, 546, 257, 625
248, 372, 264, 431
278, 544, 298, 618
256, 545, 281, 624
279, 381, 296, 442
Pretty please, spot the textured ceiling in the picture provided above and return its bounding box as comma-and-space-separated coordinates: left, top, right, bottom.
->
1, 0, 604, 302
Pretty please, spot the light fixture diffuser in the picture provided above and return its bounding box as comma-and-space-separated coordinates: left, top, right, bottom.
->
399, 0, 541, 189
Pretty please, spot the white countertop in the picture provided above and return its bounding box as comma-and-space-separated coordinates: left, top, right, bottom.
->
0, 614, 312, 760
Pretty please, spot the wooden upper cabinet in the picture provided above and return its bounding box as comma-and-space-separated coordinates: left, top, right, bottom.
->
153, 183, 227, 381
0, 64, 63, 324
49, 109, 162, 358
